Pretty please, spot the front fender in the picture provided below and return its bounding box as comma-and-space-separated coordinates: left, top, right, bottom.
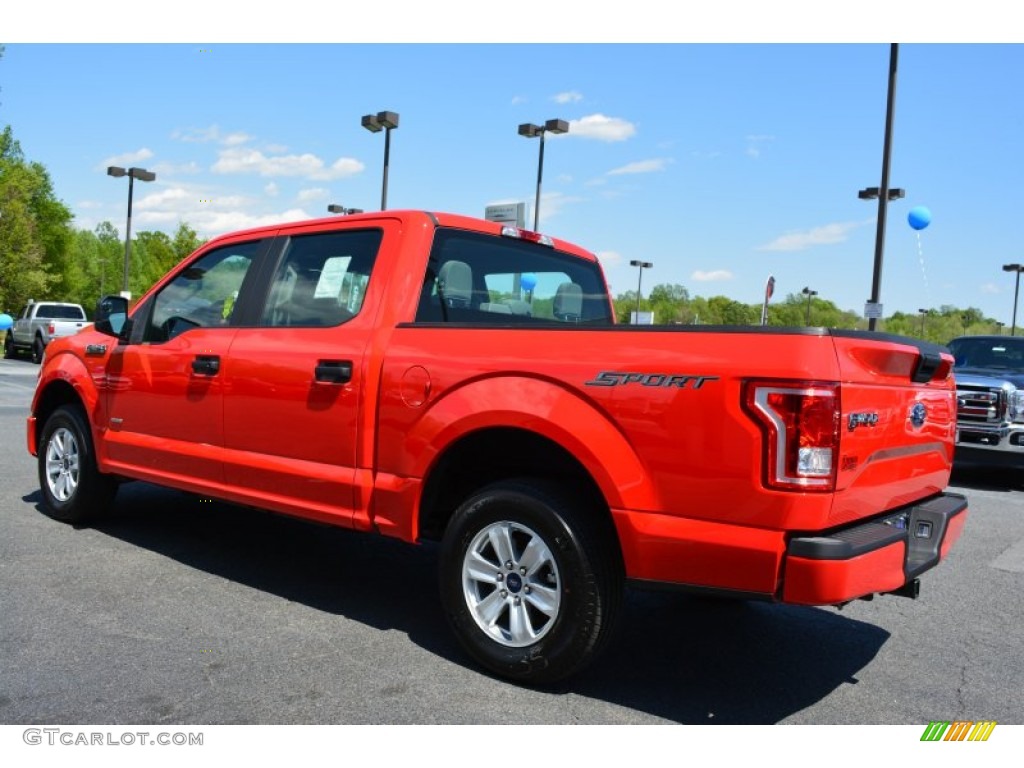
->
29, 347, 104, 456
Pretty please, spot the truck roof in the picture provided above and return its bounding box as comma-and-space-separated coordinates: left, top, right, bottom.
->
198, 209, 600, 264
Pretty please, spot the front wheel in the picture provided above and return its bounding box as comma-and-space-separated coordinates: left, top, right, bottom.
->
3, 333, 15, 359
439, 479, 623, 684
38, 405, 117, 524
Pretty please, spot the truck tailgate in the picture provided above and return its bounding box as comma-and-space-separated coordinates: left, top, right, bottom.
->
829, 332, 956, 527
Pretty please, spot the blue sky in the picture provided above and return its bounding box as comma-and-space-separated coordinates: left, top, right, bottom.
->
3, 5, 1022, 323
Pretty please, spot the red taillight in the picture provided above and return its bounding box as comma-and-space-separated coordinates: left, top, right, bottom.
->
744, 380, 840, 491
48, 321, 55, 335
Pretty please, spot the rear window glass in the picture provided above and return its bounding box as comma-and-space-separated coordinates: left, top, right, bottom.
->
415, 228, 612, 325
35, 304, 86, 320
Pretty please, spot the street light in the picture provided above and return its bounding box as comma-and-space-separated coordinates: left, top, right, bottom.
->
918, 307, 928, 336
518, 118, 569, 231
361, 111, 399, 210
107, 165, 156, 297
1003, 263, 1024, 336
802, 286, 818, 325
630, 259, 653, 322
859, 43, 903, 332
327, 204, 363, 216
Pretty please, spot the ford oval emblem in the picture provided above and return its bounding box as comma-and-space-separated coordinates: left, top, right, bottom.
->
910, 403, 927, 428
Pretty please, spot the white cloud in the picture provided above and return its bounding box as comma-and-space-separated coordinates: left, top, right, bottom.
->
297, 187, 329, 203
134, 187, 192, 209
102, 147, 154, 167
511, 96, 527, 105
264, 182, 279, 197
756, 221, 861, 252
596, 251, 623, 267
316, 158, 364, 180
608, 158, 672, 175
569, 114, 636, 142
746, 134, 775, 159
536, 191, 584, 225
223, 132, 252, 146
173, 125, 220, 143
691, 270, 733, 282
553, 91, 583, 104
77, 200, 103, 210
151, 160, 202, 176
212, 147, 364, 180
980, 282, 1001, 295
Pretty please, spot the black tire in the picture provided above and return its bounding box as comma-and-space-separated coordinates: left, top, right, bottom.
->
439, 479, 623, 684
31, 336, 45, 364
3, 332, 15, 359
37, 404, 117, 524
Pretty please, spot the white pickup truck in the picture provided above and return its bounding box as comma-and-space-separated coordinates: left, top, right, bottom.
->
4, 300, 88, 363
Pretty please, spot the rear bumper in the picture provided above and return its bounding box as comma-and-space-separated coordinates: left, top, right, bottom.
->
782, 492, 968, 604
615, 492, 968, 605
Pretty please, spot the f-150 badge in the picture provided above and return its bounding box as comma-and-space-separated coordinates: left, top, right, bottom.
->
585, 371, 718, 389
848, 411, 880, 430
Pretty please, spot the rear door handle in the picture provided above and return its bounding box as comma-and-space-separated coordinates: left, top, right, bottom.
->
315, 360, 352, 384
192, 355, 220, 376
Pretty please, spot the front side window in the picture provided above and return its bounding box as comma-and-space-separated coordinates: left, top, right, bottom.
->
144, 241, 258, 342
415, 229, 613, 325
261, 229, 382, 327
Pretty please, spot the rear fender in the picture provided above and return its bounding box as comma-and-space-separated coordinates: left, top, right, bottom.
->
376, 375, 657, 539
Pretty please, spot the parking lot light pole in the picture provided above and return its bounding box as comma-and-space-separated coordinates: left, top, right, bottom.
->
362, 111, 399, 210
802, 286, 818, 325
518, 118, 569, 231
859, 43, 903, 332
630, 260, 653, 321
107, 166, 156, 297
1003, 263, 1024, 336
327, 204, 363, 216
918, 308, 928, 336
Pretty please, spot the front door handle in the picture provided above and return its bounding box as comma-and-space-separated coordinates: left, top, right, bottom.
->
315, 360, 352, 384
192, 355, 220, 376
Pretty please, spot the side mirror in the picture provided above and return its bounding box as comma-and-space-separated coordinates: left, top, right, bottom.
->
94, 295, 131, 340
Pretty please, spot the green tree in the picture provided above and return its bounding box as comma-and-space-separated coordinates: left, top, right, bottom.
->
0, 126, 72, 312
131, 230, 177, 295
172, 222, 204, 263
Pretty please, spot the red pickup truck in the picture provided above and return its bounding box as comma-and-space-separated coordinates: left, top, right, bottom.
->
27, 210, 967, 683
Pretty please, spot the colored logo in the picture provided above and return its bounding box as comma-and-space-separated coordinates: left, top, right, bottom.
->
921, 721, 996, 742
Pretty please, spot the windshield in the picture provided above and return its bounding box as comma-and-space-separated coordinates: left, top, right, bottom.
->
948, 337, 1024, 372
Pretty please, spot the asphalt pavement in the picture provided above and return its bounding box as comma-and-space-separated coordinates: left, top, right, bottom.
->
1, 356, 1022, 725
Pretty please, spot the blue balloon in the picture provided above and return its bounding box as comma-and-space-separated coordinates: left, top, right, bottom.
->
521, 273, 538, 292
908, 206, 932, 231
0, 313, 13, 332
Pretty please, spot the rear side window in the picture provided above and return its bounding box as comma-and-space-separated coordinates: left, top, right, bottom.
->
415, 229, 612, 325
261, 229, 383, 328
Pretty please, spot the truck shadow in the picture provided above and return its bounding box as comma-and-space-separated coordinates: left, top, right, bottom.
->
950, 466, 1024, 492
34, 481, 889, 725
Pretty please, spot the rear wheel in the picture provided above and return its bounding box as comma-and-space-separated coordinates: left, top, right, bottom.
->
439, 479, 623, 684
38, 405, 117, 524
31, 337, 45, 364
